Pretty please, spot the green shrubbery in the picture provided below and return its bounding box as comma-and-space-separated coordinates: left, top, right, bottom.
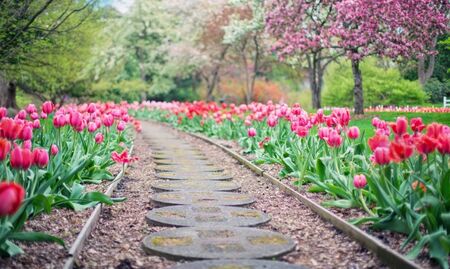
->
323, 58, 427, 107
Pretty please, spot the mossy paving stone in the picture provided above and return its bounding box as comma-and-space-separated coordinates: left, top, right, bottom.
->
142, 226, 295, 260
151, 191, 255, 206
155, 165, 224, 173
155, 171, 232, 181
151, 180, 240, 192
152, 154, 208, 160
171, 260, 308, 269
146, 205, 270, 227
154, 159, 215, 166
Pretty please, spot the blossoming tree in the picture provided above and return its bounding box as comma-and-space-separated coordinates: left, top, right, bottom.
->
266, 0, 448, 114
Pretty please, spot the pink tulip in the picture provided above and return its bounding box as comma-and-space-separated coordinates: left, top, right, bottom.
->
373, 147, 390, 165
326, 130, 343, 147
23, 140, 32, 150
33, 119, 41, 129
117, 121, 126, 132
19, 126, 33, 141
40, 112, 48, 119
32, 148, 49, 168
102, 114, 114, 127
0, 107, 7, 120
87, 103, 97, 114
26, 104, 37, 114
10, 146, 33, 170
353, 174, 367, 189
88, 122, 97, 133
95, 133, 104, 144
347, 126, 360, 139
51, 144, 59, 156
247, 128, 257, 137
17, 110, 27, 120
53, 114, 66, 128
41, 101, 54, 114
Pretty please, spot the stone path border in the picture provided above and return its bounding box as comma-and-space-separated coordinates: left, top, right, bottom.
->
171, 259, 309, 269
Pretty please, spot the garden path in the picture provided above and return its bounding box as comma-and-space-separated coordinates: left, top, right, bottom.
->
77, 122, 384, 268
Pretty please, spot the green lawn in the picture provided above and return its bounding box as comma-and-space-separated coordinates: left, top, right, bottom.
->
350, 112, 450, 139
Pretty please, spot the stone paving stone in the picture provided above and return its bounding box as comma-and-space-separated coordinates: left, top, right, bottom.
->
151, 180, 240, 192
155, 165, 224, 173
142, 226, 295, 260
151, 154, 208, 160
171, 259, 308, 269
155, 171, 232, 181
146, 205, 270, 227
154, 159, 215, 166
151, 191, 255, 206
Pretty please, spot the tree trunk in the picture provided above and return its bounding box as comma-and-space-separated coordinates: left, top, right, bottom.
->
0, 74, 17, 109
308, 54, 322, 109
351, 58, 364, 115
418, 37, 437, 86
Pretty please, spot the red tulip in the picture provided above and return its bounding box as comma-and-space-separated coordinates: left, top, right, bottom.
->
0, 182, 25, 217
295, 126, 309, 137
10, 146, 33, 170
0, 138, 11, 161
390, 117, 408, 136
95, 133, 104, 144
247, 128, 256, 137
437, 135, 450, 155
373, 147, 390, 165
389, 141, 414, 162
51, 144, 59, 156
415, 135, 437, 155
368, 134, 390, 151
41, 101, 54, 114
0, 107, 7, 120
111, 150, 137, 164
410, 118, 425, 133
426, 123, 443, 139
32, 148, 49, 168
347, 126, 360, 139
353, 174, 367, 189
0, 118, 23, 140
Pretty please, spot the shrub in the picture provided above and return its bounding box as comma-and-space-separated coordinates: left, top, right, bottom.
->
424, 78, 449, 104
323, 58, 427, 107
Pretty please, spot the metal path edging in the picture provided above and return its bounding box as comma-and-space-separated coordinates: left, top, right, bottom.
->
62, 145, 134, 269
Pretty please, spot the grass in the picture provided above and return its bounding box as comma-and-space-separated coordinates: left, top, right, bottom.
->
350, 112, 450, 139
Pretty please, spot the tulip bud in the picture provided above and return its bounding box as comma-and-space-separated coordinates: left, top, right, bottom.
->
17, 110, 27, 120
53, 114, 66, 128
33, 119, 41, 129
326, 130, 343, 147
347, 126, 360, 140
88, 122, 97, 133
10, 146, 32, 170
95, 133, 104, 144
373, 147, 390, 165
102, 114, 114, 127
51, 144, 59, 156
32, 148, 49, 168
41, 101, 54, 114
87, 103, 97, 114
247, 128, 256, 137
40, 112, 48, 119
353, 174, 367, 189
117, 121, 126, 132
0, 182, 25, 217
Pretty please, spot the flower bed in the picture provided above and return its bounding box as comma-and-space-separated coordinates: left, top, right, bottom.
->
0, 101, 139, 257
133, 100, 450, 268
